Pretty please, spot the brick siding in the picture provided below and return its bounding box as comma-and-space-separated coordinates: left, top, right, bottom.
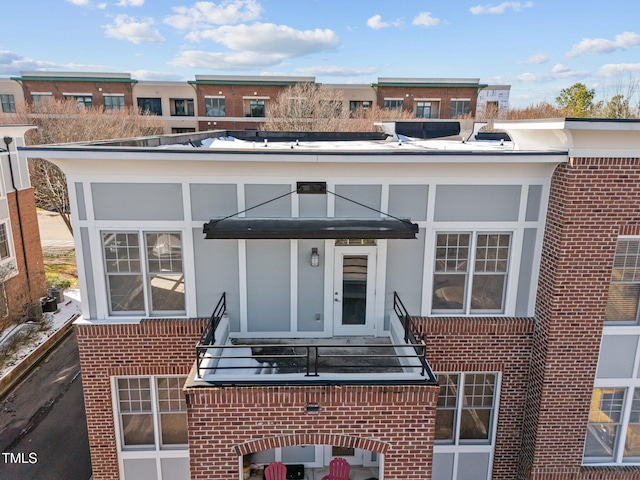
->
521, 159, 640, 479
75, 318, 206, 480
185, 384, 439, 480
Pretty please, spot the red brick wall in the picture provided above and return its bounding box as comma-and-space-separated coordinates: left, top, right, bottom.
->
521, 158, 640, 479
374, 86, 480, 118
75, 319, 206, 480
195, 84, 289, 118
20, 80, 134, 108
4, 188, 47, 315
413, 316, 535, 480
185, 384, 439, 480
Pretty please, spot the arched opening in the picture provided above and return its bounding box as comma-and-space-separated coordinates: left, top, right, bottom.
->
236, 434, 388, 480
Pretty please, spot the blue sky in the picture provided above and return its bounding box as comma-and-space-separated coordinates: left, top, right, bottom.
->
2, 0, 640, 107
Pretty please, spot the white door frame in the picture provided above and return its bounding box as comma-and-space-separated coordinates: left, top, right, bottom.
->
332, 246, 377, 336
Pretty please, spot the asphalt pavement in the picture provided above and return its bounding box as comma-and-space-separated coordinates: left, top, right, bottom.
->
0, 331, 92, 480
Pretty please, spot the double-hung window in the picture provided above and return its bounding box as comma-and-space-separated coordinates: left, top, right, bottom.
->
247, 99, 266, 117
102, 231, 185, 316
433, 373, 499, 480
432, 232, 511, 314
0, 223, 10, 261
114, 376, 189, 480
1, 94, 15, 113
605, 238, 640, 323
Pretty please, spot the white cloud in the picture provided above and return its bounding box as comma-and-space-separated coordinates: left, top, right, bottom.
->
117, 0, 144, 6
470, 2, 534, 15
295, 65, 378, 77
188, 23, 338, 57
366, 15, 402, 30
412, 12, 441, 28
97, 2, 107, 8
566, 31, 640, 58
169, 50, 286, 70
0, 49, 106, 75
598, 63, 640, 77
521, 53, 549, 64
104, 15, 165, 44
164, 0, 262, 30
65, 0, 90, 5
515, 64, 587, 83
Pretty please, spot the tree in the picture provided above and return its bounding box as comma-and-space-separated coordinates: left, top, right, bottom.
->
506, 101, 564, 120
555, 83, 595, 117
260, 82, 415, 132
2, 98, 165, 234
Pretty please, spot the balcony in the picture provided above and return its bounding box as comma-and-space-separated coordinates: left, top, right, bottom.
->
189, 292, 436, 387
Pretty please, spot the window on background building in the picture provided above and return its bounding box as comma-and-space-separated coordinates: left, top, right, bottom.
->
450, 99, 470, 118
64, 94, 93, 108
435, 373, 498, 443
432, 232, 511, 314
349, 100, 371, 114
102, 231, 185, 316
170, 98, 194, 116
171, 128, 196, 134
383, 99, 403, 111
104, 94, 125, 110
415, 101, 440, 119
246, 99, 266, 117
204, 97, 226, 116
115, 376, 188, 450
605, 238, 640, 324
1, 94, 15, 113
31, 93, 53, 104
137, 97, 162, 116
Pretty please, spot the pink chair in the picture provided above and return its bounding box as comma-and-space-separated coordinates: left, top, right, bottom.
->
321, 457, 350, 480
264, 462, 287, 480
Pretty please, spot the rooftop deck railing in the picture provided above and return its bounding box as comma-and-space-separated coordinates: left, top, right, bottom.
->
194, 291, 436, 384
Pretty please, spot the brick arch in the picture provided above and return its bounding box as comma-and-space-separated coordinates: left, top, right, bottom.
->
234, 434, 390, 457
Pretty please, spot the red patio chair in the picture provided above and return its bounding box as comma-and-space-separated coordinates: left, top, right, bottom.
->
264, 461, 287, 480
321, 457, 350, 480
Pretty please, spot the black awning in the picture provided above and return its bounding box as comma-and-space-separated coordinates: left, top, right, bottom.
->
203, 217, 419, 239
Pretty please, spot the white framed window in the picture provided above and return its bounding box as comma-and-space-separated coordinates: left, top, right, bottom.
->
605, 238, 640, 324
102, 231, 185, 316
204, 96, 225, 116
31, 92, 52, 103
170, 98, 194, 116
433, 372, 499, 480
432, 232, 511, 314
114, 376, 189, 480
415, 100, 440, 119
104, 94, 125, 110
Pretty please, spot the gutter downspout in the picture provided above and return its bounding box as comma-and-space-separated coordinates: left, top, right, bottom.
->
3, 136, 32, 301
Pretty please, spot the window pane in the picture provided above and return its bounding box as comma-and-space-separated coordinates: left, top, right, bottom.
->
122, 414, 154, 446
433, 274, 466, 310
108, 274, 144, 312
459, 409, 492, 440
585, 424, 619, 460
471, 273, 506, 311
584, 388, 625, 461
435, 409, 455, 441
0, 223, 9, 259
160, 412, 188, 445
605, 283, 640, 322
150, 274, 185, 312
625, 389, 640, 459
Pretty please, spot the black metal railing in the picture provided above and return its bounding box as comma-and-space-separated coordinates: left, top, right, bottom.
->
196, 292, 226, 377
196, 342, 430, 378
393, 291, 434, 380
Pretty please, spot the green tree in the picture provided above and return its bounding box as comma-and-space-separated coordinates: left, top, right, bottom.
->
555, 83, 595, 117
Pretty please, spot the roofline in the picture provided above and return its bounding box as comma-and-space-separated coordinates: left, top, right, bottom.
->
11, 74, 138, 84
190, 75, 315, 86
372, 81, 488, 89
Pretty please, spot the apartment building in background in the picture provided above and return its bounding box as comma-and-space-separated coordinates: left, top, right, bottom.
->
19, 117, 640, 480
2, 72, 492, 134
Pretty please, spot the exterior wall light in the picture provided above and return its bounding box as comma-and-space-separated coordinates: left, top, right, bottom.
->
311, 247, 319, 267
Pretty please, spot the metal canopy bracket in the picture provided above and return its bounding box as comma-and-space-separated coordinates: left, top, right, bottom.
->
203, 217, 419, 240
